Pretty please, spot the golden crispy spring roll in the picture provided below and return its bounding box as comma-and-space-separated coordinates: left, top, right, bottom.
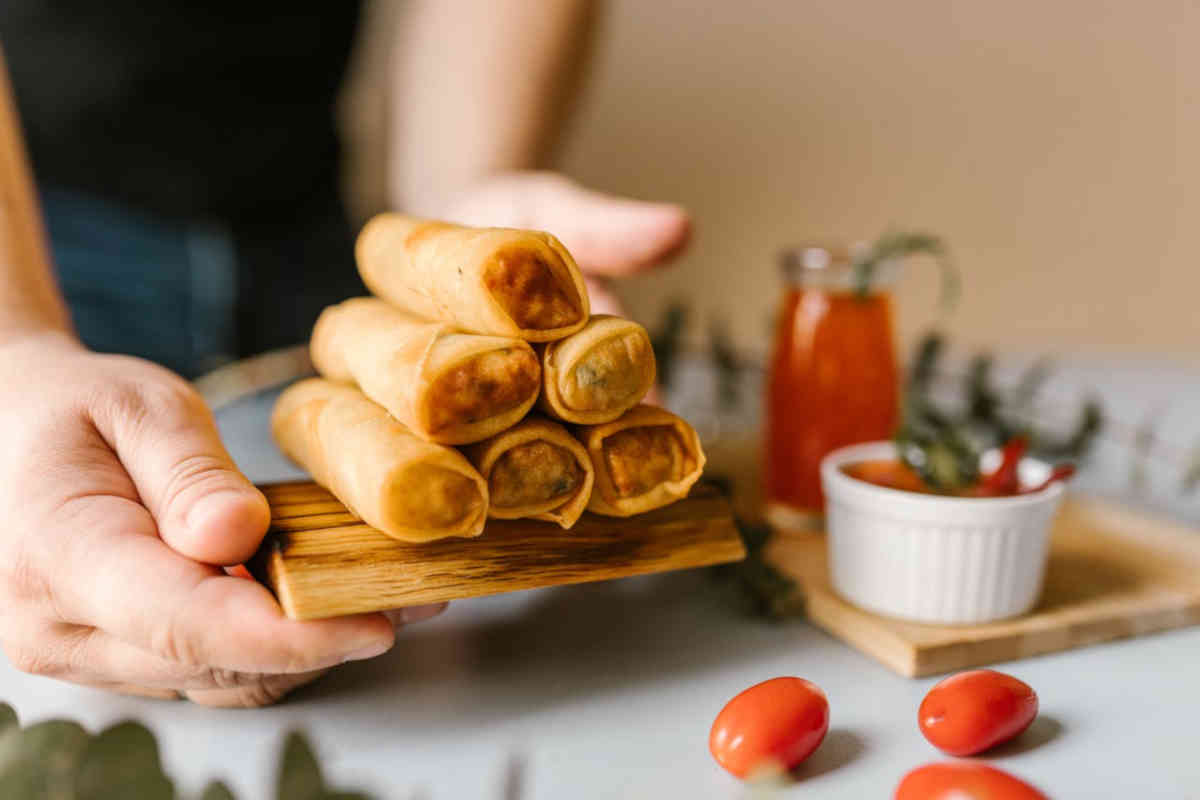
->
539, 315, 657, 424
464, 416, 595, 529
356, 213, 590, 342
271, 379, 488, 542
311, 297, 541, 445
576, 404, 706, 517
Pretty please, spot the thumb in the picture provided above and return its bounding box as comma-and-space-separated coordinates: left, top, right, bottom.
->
94, 373, 270, 565
534, 178, 692, 278
451, 173, 692, 278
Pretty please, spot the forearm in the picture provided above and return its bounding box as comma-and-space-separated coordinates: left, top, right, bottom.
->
0, 50, 72, 344
388, 0, 596, 217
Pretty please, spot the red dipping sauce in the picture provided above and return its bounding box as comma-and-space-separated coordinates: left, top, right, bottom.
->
765, 245, 899, 529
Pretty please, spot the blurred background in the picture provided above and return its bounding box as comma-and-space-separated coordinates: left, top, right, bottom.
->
340, 0, 1199, 364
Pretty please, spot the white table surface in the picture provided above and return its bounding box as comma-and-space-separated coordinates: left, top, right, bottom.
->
3, 368, 1200, 799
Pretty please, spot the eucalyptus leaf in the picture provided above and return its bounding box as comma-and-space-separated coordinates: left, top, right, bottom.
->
708, 317, 742, 412
898, 331, 1103, 494
1012, 357, 1053, 417
75, 721, 173, 800
277, 732, 326, 800
201, 781, 237, 800
1129, 418, 1156, 492
965, 355, 998, 423
0, 703, 388, 800
1182, 441, 1200, 494
907, 331, 944, 393
852, 231, 958, 312
649, 303, 688, 388
711, 516, 799, 619
0, 719, 91, 799
1033, 399, 1102, 460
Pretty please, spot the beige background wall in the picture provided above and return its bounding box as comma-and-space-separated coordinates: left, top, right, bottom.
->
344, 1, 1200, 364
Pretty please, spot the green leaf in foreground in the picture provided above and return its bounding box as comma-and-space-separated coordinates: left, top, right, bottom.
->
74, 720, 174, 800
278, 731, 371, 800
0, 719, 91, 799
278, 731, 326, 800
202, 781, 238, 800
0, 702, 388, 800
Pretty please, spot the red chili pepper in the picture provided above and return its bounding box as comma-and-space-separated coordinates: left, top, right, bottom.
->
1025, 464, 1076, 493
979, 437, 1028, 496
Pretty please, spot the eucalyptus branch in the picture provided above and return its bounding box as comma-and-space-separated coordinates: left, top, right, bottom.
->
0, 705, 384, 800
706, 477, 799, 619
650, 302, 689, 388
708, 317, 742, 412
852, 231, 959, 312
1182, 441, 1200, 495
896, 331, 1103, 492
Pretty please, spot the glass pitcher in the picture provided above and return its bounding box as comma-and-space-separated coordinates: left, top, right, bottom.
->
764, 244, 900, 531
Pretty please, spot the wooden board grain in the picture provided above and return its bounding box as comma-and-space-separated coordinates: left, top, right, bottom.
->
251, 481, 745, 620
767, 496, 1200, 677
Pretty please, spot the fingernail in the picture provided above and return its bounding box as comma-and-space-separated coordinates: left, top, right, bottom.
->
186, 488, 262, 532
341, 638, 392, 663
384, 603, 449, 627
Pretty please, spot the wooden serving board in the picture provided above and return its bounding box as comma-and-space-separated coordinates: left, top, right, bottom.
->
767, 496, 1200, 677
251, 481, 745, 620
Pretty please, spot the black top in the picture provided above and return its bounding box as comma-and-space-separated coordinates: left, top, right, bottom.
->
1, 1, 363, 223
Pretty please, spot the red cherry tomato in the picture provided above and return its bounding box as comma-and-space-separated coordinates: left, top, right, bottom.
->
895, 762, 1048, 800
709, 677, 829, 778
919, 669, 1038, 756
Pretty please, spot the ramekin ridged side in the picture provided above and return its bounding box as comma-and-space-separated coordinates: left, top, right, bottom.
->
820, 441, 1065, 625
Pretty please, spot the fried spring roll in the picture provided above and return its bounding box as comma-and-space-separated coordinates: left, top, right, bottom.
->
538, 315, 656, 425
464, 416, 594, 529
576, 404, 706, 517
271, 379, 488, 542
311, 297, 541, 445
355, 213, 590, 341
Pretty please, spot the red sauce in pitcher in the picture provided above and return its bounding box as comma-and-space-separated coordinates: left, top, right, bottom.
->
765, 246, 899, 529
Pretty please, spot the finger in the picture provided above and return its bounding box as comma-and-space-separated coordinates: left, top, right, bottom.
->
382, 602, 449, 627
39, 493, 395, 674
542, 183, 691, 277
183, 670, 328, 708
5, 620, 345, 693
584, 277, 626, 317
113, 686, 182, 701
450, 173, 691, 278
91, 373, 271, 565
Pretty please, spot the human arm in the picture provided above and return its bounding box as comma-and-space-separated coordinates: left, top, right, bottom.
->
0, 49, 71, 342
387, 0, 691, 303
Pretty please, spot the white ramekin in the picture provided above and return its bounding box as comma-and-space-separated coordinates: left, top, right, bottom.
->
820, 441, 1066, 625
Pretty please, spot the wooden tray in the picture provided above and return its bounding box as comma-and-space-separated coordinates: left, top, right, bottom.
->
767, 495, 1200, 677
251, 482, 745, 620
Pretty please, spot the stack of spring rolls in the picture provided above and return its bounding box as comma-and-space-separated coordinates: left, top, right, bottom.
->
271, 214, 706, 542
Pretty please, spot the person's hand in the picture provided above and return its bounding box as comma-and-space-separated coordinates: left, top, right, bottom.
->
0, 332, 441, 707
445, 171, 691, 315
